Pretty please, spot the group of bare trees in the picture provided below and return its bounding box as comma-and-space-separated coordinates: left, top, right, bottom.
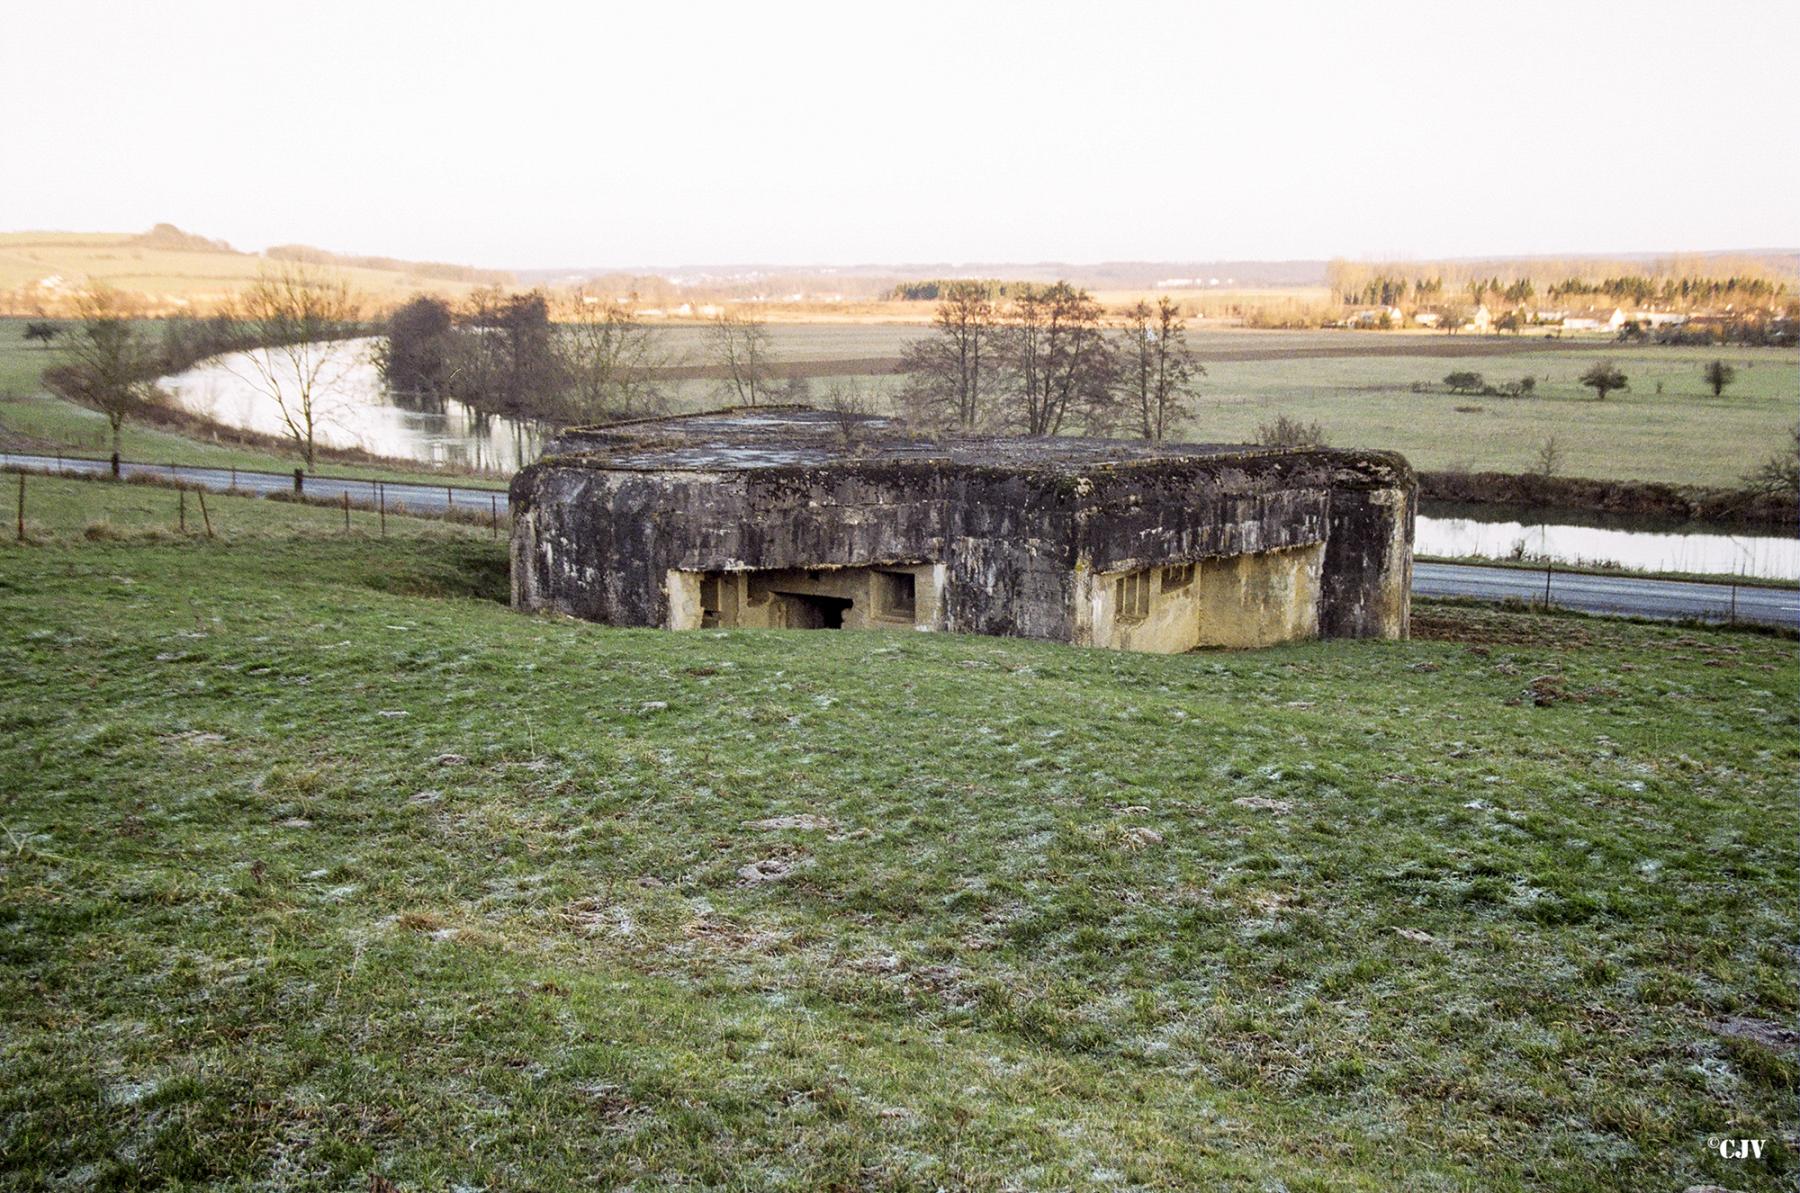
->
706, 311, 778, 406
41, 266, 364, 467
896, 282, 1204, 440
376, 288, 671, 426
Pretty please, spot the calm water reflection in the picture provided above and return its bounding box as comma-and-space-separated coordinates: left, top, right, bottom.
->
1417, 510, 1796, 581
159, 337, 550, 474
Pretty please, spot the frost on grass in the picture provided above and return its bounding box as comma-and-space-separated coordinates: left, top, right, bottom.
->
2, 542, 1796, 1192
745, 814, 835, 831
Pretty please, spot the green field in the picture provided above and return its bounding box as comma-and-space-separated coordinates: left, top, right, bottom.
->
1, 477, 1794, 1190
659, 331, 1794, 489
1191, 342, 1796, 488
4, 317, 1793, 491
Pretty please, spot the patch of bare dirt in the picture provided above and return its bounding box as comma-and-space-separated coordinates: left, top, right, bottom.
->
1712, 1016, 1800, 1051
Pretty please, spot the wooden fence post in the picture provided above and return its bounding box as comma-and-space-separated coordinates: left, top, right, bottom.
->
197, 490, 214, 539
378, 482, 386, 537
490, 494, 498, 539
293, 469, 304, 496
342, 491, 351, 533
15, 473, 23, 542
110, 452, 121, 478
179, 488, 187, 534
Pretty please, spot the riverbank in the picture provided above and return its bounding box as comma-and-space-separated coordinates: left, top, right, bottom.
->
1420, 470, 1793, 530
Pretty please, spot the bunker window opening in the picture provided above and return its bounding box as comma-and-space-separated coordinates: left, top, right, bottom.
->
877, 571, 917, 620
1116, 570, 1151, 622
1160, 563, 1195, 592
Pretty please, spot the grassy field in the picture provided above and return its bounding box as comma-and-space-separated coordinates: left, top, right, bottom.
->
0, 477, 1794, 1190
762, 339, 1792, 490
0, 232, 489, 311
4, 315, 1793, 491
652, 328, 1793, 489
1191, 342, 1796, 488
616, 333, 1795, 490
6, 474, 503, 545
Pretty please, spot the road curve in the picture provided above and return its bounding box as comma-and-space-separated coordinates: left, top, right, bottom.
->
4, 451, 1795, 629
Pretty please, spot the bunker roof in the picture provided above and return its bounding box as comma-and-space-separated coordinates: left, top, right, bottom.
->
542, 407, 1298, 474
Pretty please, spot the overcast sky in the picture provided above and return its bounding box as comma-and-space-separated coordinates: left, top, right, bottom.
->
6, 0, 1796, 269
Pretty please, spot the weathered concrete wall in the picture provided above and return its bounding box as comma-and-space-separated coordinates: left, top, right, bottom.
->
1075, 546, 1324, 654
510, 437, 1416, 651
1193, 544, 1325, 648
1316, 454, 1415, 640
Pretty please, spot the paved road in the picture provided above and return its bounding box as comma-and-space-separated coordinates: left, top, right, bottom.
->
1414, 561, 1797, 629
5, 452, 1795, 629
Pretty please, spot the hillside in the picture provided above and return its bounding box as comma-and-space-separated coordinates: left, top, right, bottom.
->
0, 481, 1794, 1190
0, 226, 509, 315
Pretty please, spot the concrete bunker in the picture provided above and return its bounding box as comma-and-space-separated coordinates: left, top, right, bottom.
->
1092, 543, 1325, 653
510, 407, 1415, 653
668, 563, 943, 631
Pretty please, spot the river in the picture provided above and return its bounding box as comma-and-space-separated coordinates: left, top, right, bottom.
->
159, 338, 549, 474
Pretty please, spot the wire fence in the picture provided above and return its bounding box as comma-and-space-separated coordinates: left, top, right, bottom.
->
3, 450, 511, 540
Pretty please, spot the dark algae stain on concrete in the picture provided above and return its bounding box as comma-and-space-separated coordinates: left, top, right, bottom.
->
510, 407, 1415, 652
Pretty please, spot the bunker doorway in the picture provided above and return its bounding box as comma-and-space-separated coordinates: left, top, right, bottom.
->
668, 564, 939, 632
776, 592, 852, 629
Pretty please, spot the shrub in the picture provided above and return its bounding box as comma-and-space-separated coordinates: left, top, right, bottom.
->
1256, 415, 1327, 448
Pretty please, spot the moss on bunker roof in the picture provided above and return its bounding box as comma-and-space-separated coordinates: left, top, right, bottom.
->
539, 406, 1389, 476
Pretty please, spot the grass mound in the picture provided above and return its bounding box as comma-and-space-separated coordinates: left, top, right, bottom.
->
0, 522, 1794, 1190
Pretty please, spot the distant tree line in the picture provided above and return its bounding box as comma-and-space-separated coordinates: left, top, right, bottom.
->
1624, 316, 1798, 348
1328, 258, 1791, 312
375, 289, 668, 423
884, 279, 1032, 302
896, 281, 1204, 440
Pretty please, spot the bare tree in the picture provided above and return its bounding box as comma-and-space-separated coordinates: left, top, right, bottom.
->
896, 281, 998, 430
558, 292, 670, 422
1530, 436, 1563, 479
708, 310, 778, 406
228, 265, 363, 469
995, 282, 1115, 436
44, 285, 151, 455
822, 378, 877, 445
1117, 297, 1203, 441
